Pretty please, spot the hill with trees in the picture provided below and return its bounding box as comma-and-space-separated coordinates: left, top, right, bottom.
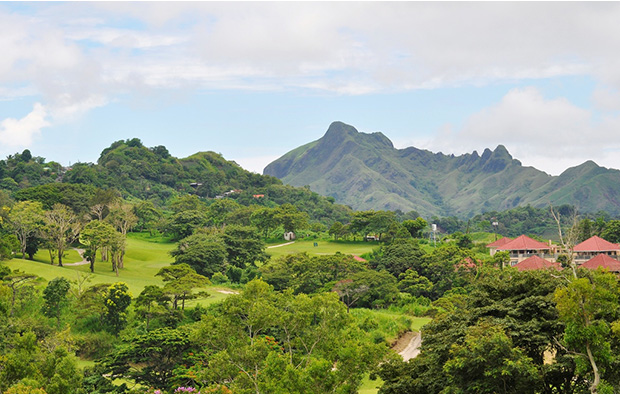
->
264, 121, 620, 217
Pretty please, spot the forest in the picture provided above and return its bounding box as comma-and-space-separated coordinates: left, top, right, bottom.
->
1, 141, 620, 393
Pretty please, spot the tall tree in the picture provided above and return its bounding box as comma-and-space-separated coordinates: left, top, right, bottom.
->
170, 233, 227, 278
106, 202, 137, 268
443, 320, 540, 393
221, 225, 269, 268
554, 270, 620, 394
8, 200, 45, 259
41, 277, 71, 328
102, 282, 132, 335
80, 220, 118, 273
274, 203, 308, 234
156, 264, 210, 310
2, 269, 39, 316
43, 203, 82, 266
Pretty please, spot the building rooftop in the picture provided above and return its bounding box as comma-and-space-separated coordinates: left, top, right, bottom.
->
486, 237, 513, 248
574, 235, 620, 252
581, 254, 620, 272
497, 235, 551, 251
514, 255, 561, 271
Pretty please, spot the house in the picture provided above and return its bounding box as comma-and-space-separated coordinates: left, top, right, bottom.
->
513, 255, 561, 272
573, 236, 620, 264
580, 254, 620, 273
495, 235, 557, 265
486, 237, 513, 256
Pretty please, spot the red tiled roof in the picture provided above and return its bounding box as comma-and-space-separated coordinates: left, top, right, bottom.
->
514, 256, 561, 271
352, 255, 367, 262
486, 237, 513, 248
581, 254, 620, 272
574, 236, 620, 252
497, 235, 551, 251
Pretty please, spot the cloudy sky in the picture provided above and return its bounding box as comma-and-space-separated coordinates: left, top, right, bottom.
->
2, 2, 620, 175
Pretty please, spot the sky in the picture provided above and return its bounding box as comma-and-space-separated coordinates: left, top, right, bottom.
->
2, 2, 620, 176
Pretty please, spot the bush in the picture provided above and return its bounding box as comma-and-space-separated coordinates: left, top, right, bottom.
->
74, 331, 115, 359
210, 272, 228, 285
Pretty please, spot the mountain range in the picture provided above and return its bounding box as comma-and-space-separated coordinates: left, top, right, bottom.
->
263, 121, 620, 218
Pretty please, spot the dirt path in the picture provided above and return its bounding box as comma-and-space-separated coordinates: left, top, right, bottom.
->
392, 331, 422, 361
267, 241, 295, 249
62, 248, 90, 266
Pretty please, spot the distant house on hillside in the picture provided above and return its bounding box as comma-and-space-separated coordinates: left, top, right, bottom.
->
573, 236, 620, 264
486, 237, 513, 256
495, 235, 557, 265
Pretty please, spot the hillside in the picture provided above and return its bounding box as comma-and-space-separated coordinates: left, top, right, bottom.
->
264, 121, 620, 217
0, 139, 352, 225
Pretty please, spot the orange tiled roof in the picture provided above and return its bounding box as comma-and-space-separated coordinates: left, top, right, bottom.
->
497, 235, 550, 251
514, 256, 561, 271
574, 236, 620, 252
581, 254, 620, 272
486, 237, 513, 248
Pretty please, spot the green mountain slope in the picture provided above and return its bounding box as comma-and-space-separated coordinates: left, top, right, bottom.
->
264, 121, 620, 217
1, 138, 352, 225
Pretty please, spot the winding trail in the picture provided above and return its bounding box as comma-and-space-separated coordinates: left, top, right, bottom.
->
267, 241, 296, 249
392, 331, 422, 361
62, 248, 90, 266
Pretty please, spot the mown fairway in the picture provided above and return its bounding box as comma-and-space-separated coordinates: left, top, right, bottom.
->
266, 239, 378, 260
4, 233, 235, 303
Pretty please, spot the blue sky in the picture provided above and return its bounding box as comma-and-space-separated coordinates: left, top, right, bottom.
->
2, 2, 620, 175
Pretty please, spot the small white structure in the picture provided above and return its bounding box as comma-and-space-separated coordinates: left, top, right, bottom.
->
284, 232, 296, 241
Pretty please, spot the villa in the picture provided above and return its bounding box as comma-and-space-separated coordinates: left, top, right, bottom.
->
492, 234, 557, 265
573, 235, 620, 264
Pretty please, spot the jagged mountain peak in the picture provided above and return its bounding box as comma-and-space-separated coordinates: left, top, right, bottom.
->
264, 122, 620, 217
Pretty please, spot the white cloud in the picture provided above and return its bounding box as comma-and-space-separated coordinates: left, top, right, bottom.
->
233, 155, 281, 174
0, 103, 50, 147
6, 2, 620, 154
414, 87, 620, 175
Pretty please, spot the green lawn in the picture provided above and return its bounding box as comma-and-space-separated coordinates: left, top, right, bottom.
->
266, 239, 378, 260
4, 233, 236, 303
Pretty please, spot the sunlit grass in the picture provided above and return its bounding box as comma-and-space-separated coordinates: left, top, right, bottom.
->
266, 239, 378, 260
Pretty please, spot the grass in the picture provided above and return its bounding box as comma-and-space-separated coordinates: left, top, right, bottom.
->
359, 374, 383, 394
4, 232, 236, 304
266, 239, 377, 260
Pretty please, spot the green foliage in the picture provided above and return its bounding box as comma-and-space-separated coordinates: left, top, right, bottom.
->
443, 320, 541, 393
260, 252, 367, 294
156, 264, 210, 310
41, 277, 71, 327
166, 210, 210, 241
0, 233, 19, 260
220, 225, 268, 268
103, 327, 194, 391
370, 238, 425, 277
274, 203, 309, 233
80, 220, 120, 272
600, 219, 620, 243
14, 183, 96, 214
376, 268, 570, 394
102, 282, 132, 335
554, 270, 620, 393
402, 217, 428, 238
171, 233, 227, 277
8, 200, 45, 259
189, 279, 387, 394
398, 269, 433, 298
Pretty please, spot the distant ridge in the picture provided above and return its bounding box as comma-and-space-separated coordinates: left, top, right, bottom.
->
264, 121, 620, 217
